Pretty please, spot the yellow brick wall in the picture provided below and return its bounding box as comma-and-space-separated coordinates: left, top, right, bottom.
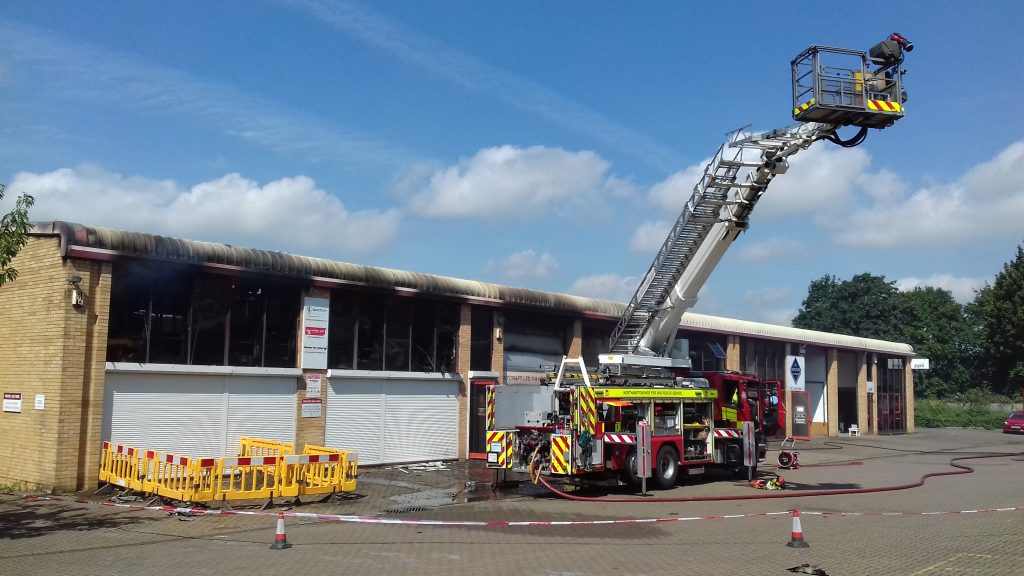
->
0, 237, 111, 492
295, 288, 328, 452
904, 358, 915, 433
826, 348, 839, 436
0, 239, 69, 490
456, 304, 472, 459
857, 351, 869, 435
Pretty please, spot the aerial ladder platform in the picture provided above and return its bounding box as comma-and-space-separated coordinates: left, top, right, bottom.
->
606, 35, 913, 367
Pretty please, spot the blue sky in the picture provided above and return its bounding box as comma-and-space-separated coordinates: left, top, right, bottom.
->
2, 1, 1023, 326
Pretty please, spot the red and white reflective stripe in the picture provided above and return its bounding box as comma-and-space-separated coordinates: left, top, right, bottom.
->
162, 454, 191, 466
284, 453, 341, 465
602, 433, 635, 444
222, 456, 279, 467
106, 442, 134, 455
714, 429, 741, 438
19, 495, 1024, 527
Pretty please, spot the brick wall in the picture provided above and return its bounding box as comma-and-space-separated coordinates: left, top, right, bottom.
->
0, 237, 111, 492
295, 288, 328, 452
456, 304, 471, 458
826, 348, 839, 436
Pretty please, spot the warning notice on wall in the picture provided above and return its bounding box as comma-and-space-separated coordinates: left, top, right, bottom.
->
3, 393, 22, 413
301, 398, 322, 418
301, 296, 330, 370
305, 374, 322, 398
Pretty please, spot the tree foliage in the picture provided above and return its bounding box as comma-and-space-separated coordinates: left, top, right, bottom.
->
900, 287, 974, 398
792, 273, 906, 341
793, 245, 1024, 399
978, 245, 1024, 396
0, 183, 35, 287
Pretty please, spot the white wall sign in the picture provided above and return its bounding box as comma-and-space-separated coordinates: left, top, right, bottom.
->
301, 398, 322, 418
867, 381, 875, 394
301, 296, 330, 370
305, 374, 322, 398
3, 392, 22, 413
910, 358, 930, 370
785, 355, 805, 392
505, 371, 546, 386
35, 394, 45, 410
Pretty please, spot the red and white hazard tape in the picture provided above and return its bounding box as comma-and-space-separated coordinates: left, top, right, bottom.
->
13, 494, 1023, 527
601, 433, 635, 444
713, 429, 741, 438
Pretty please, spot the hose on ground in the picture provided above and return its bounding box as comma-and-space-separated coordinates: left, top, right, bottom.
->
529, 450, 1024, 503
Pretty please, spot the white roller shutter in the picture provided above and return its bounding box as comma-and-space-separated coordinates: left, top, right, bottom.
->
383, 379, 458, 463
326, 377, 385, 465
103, 368, 297, 458
226, 376, 298, 451
104, 372, 226, 457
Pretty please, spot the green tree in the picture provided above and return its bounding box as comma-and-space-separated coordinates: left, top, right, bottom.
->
792, 273, 907, 341
979, 244, 1024, 396
900, 287, 973, 398
963, 283, 994, 388
0, 183, 35, 287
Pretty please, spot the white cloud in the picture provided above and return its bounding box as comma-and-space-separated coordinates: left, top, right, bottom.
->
10, 164, 401, 257
647, 161, 708, 212
629, 220, 671, 252
407, 145, 610, 218
757, 144, 871, 217
735, 238, 804, 263
895, 274, 987, 304
484, 250, 559, 282
834, 140, 1024, 248
567, 273, 637, 303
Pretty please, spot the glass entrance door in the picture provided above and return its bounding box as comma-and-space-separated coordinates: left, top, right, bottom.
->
468, 379, 495, 458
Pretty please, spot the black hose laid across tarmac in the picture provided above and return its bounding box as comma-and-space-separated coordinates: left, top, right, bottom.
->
533, 451, 1024, 503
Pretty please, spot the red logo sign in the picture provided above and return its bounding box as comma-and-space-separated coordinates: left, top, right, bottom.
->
305, 327, 326, 336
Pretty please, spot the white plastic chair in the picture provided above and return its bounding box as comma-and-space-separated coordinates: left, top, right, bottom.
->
848, 424, 860, 437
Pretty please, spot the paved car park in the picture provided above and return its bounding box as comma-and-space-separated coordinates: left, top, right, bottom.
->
2, 428, 1022, 576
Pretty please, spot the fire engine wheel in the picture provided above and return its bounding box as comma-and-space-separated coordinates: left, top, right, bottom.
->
620, 448, 642, 486
654, 445, 679, 489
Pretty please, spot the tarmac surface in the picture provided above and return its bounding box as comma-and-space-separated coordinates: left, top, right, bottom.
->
2, 427, 1023, 576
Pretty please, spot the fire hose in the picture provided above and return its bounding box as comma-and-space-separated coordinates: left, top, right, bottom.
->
527, 450, 1024, 503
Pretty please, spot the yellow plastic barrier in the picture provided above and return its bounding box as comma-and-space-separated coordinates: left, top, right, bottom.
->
98, 441, 358, 505
98, 442, 143, 491
214, 455, 284, 502
238, 436, 294, 458
285, 445, 359, 496
146, 451, 203, 502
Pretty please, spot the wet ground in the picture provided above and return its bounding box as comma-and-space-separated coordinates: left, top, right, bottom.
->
4, 429, 1023, 576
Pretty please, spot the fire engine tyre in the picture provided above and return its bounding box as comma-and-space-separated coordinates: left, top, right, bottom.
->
620, 448, 642, 486
654, 445, 679, 489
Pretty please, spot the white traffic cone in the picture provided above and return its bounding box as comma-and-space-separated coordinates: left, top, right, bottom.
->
786, 509, 810, 548
269, 512, 292, 550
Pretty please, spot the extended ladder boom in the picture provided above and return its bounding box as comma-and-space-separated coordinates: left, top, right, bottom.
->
608, 122, 838, 358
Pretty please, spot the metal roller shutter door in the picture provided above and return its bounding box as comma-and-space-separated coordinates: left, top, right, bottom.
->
326, 378, 385, 465
383, 379, 458, 463
103, 371, 296, 457
225, 376, 298, 450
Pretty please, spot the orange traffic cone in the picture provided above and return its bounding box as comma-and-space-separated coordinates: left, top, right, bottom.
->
786, 509, 809, 548
269, 512, 292, 550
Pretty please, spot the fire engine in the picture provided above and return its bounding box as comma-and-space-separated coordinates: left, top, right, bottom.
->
488, 35, 913, 489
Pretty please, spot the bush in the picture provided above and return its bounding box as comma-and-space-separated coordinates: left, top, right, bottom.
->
915, 398, 1008, 430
